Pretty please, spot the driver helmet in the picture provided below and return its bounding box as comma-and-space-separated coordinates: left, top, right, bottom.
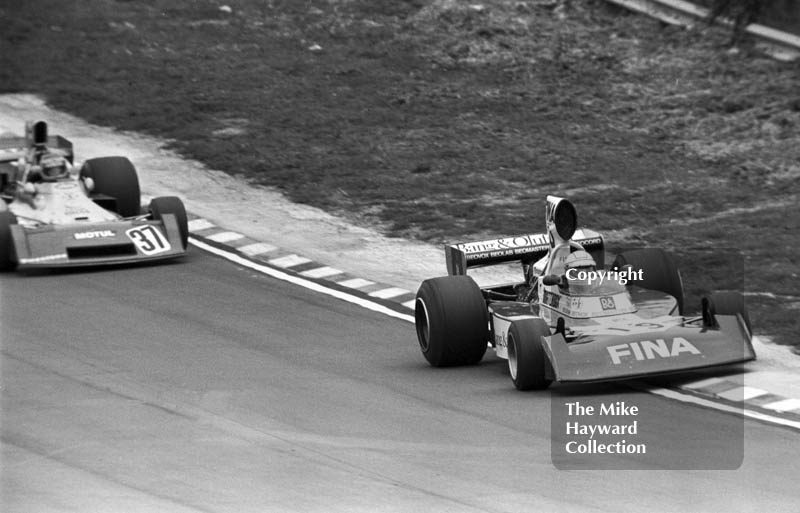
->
38, 152, 70, 181
564, 250, 596, 274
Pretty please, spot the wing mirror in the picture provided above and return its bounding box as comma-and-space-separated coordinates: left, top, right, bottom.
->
542, 274, 562, 286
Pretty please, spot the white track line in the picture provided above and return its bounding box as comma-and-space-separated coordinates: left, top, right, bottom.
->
190, 237, 415, 323
300, 266, 344, 279
191, 237, 800, 430
238, 242, 278, 256
337, 278, 376, 289
762, 398, 800, 413
369, 287, 411, 299
716, 386, 769, 402
206, 231, 245, 243
267, 254, 312, 268
188, 218, 216, 231
642, 386, 800, 431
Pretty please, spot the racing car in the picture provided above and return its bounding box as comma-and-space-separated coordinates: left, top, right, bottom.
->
414, 195, 755, 390
0, 120, 188, 270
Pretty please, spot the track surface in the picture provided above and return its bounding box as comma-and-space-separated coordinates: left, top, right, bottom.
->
2, 250, 798, 512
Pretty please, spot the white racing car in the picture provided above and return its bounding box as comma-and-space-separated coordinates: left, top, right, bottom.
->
414, 195, 755, 390
0, 120, 188, 270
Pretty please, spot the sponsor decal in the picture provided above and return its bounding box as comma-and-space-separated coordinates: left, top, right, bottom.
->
543, 290, 560, 308
490, 317, 513, 355
457, 233, 549, 255
599, 296, 616, 311
74, 230, 116, 240
65, 206, 91, 216
126, 225, 171, 255
457, 235, 603, 261
607, 337, 701, 365
494, 331, 507, 349
19, 253, 68, 264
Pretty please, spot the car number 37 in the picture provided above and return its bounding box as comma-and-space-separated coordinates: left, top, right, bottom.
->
126, 225, 171, 255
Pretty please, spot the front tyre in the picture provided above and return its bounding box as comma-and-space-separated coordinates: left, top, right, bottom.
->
0, 211, 18, 271
80, 156, 141, 217
507, 319, 552, 391
415, 276, 488, 367
149, 196, 188, 249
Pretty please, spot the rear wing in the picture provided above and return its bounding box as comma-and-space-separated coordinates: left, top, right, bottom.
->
445, 229, 604, 276
0, 135, 74, 164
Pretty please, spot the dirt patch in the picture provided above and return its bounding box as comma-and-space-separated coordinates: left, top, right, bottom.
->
2, 0, 799, 347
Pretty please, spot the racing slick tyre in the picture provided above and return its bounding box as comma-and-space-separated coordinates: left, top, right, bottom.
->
79, 156, 141, 218
612, 248, 685, 315
0, 211, 18, 271
507, 318, 552, 391
415, 276, 488, 367
710, 291, 752, 335
149, 196, 188, 249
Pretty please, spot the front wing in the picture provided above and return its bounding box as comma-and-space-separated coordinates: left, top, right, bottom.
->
9, 214, 186, 269
543, 315, 756, 383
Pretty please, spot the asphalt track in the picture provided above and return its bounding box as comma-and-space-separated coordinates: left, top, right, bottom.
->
2, 249, 799, 512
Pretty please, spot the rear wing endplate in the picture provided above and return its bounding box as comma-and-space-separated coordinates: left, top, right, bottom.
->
445, 229, 604, 275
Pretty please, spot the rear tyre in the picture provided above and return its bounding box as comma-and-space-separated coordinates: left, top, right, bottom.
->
612, 248, 685, 315
0, 211, 18, 271
149, 196, 188, 249
80, 156, 141, 217
415, 276, 488, 366
710, 291, 752, 334
507, 319, 552, 391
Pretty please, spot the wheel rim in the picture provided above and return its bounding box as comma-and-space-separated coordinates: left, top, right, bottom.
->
415, 297, 431, 352
507, 332, 518, 380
